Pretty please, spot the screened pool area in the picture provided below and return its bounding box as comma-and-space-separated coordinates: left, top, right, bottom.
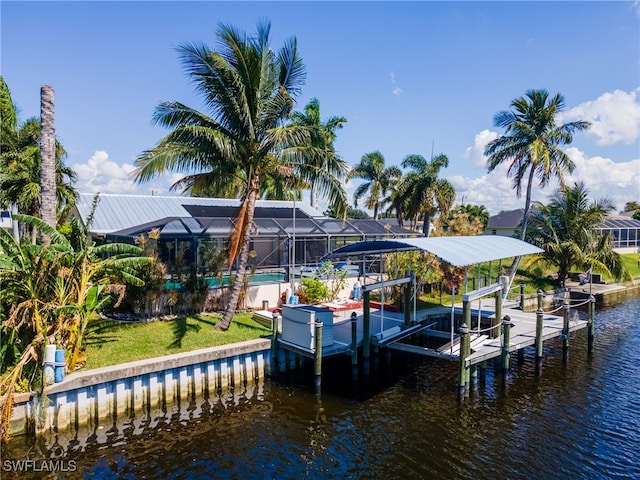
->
74, 194, 418, 283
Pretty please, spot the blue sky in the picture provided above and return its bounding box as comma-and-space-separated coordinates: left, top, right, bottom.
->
2, 1, 639, 215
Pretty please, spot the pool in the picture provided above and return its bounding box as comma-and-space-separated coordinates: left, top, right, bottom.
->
165, 271, 286, 290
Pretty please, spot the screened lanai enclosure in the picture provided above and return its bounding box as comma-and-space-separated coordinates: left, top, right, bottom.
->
597, 215, 640, 253
74, 194, 417, 282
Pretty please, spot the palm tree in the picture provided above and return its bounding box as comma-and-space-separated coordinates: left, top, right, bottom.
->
399, 153, 455, 236
524, 182, 629, 288
39, 85, 56, 243
0, 79, 78, 242
133, 22, 347, 331
348, 151, 402, 220
485, 89, 590, 242
290, 98, 348, 209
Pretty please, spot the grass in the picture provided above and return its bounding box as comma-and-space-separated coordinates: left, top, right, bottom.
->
82, 313, 271, 370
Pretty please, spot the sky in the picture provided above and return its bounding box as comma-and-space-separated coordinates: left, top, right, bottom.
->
2, 1, 639, 216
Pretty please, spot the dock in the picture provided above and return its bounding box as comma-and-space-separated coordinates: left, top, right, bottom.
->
255, 286, 595, 400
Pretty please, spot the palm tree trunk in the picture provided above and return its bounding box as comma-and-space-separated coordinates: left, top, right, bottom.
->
507, 166, 537, 277
216, 182, 259, 331
40, 85, 56, 245
422, 211, 431, 236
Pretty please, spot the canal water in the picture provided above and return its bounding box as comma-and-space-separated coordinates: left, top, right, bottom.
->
3, 291, 639, 479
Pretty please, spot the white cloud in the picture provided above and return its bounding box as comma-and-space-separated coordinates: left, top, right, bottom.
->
72, 150, 184, 195
452, 147, 640, 215
559, 88, 640, 146
390, 72, 403, 96
73, 150, 138, 194
564, 147, 640, 212
463, 129, 498, 166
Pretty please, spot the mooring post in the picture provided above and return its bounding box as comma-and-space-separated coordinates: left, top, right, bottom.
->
493, 290, 502, 339
535, 307, 544, 375
537, 289, 544, 310
350, 312, 358, 378
519, 283, 525, 311
457, 323, 470, 401
479, 361, 487, 385
404, 270, 412, 327
363, 290, 371, 375
562, 299, 570, 364
271, 311, 279, 376
588, 295, 596, 354
502, 315, 514, 373
470, 364, 478, 392
314, 320, 323, 393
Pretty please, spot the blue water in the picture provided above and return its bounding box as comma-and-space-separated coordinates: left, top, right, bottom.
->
3, 292, 639, 479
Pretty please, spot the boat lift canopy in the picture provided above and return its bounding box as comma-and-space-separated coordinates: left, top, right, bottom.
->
327, 235, 543, 268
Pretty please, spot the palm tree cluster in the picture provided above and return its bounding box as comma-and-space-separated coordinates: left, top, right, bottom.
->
348, 151, 457, 235
524, 182, 629, 287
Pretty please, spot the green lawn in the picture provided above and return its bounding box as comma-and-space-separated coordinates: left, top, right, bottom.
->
82, 313, 271, 370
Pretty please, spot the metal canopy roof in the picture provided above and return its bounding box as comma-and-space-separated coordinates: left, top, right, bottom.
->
328, 235, 543, 267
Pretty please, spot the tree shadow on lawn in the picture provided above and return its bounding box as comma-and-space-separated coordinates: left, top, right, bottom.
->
85, 318, 139, 347
169, 317, 202, 349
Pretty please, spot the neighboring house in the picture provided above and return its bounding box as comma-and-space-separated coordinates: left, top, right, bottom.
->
72, 193, 417, 273
597, 214, 640, 254
483, 209, 525, 237
484, 208, 640, 253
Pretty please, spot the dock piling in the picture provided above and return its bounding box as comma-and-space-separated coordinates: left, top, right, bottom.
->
535, 307, 544, 375
562, 300, 570, 363
502, 315, 514, 374
350, 312, 358, 379
520, 283, 525, 311
271, 311, 279, 376
588, 295, 596, 354
314, 321, 323, 393
457, 323, 470, 401
363, 291, 371, 375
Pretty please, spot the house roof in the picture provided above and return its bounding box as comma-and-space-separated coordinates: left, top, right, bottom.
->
75, 193, 324, 235
487, 209, 525, 229
599, 215, 640, 229
328, 235, 543, 267
74, 193, 415, 239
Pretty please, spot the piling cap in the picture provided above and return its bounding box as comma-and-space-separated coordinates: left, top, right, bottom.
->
502, 315, 514, 326
350, 311, 357, 321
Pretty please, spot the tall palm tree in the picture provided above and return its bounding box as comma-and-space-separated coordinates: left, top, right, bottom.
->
485, 89, 590, 241
348, 151, 402, 220
399, 153, 455, 236
1, 84, 78, 244
290, 98, 348, 209
133, 22, 347, 331
525, 182, 629, 287
39, 85, 56, 244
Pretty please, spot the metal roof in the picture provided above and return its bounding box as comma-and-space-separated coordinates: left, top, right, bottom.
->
75, 193, 416, 239
328, 235, 543, 267
75, 193, 324, 235
599, 216, 640, 229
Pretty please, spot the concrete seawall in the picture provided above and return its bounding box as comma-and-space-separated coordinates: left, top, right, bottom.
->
9, 338, 272, 438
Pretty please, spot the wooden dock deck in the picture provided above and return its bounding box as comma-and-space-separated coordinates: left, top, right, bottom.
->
255, 299, 589, 367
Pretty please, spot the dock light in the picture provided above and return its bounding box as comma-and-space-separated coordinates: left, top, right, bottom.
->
351, 312, 357, 322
